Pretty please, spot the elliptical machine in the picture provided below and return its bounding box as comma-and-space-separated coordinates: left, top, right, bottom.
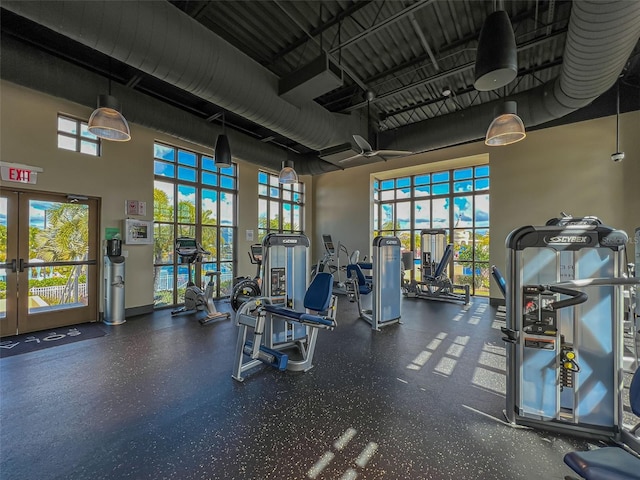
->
230, 244, 263, 311
171, 237, 230, 325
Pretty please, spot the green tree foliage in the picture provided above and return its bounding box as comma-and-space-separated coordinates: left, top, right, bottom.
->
34, 204, 88, 262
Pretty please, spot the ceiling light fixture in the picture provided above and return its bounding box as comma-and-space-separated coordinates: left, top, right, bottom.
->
214, 112, 232, 166
474, 10, 517, 91
278, 160, 298, 184
88, 73, 131, 142
485, 101, 526, 146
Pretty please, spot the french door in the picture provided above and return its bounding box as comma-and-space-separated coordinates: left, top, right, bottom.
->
0, 189, 99, 336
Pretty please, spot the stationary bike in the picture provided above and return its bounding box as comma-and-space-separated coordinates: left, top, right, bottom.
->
171, 237, 230, 325
230, 244, 263, 311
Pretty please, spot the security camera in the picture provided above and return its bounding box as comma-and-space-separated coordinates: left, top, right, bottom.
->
611, 151, 625, 162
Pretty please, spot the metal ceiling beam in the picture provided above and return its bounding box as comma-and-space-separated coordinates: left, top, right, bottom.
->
409, 13, 439, 71
340, 28, 568, 113
273, 0, 369, 92
379, 57, 564, 121
328, 0, 436, 54
265, 0, 373, 67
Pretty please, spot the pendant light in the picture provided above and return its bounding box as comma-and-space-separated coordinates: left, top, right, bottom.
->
485, 101, 526, 146
88, 75, 131, 142
278, 160, 298, 184
214, 113, 232, 166
474, 9, 517, 91
611, 80, 625, 162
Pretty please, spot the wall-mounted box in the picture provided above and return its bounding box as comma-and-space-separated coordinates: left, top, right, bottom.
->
124, 219, 153, 245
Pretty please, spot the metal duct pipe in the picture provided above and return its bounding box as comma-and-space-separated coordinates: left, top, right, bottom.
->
381, 0, 640, 152
1, 0, 352, 152
0, 36, 298, 173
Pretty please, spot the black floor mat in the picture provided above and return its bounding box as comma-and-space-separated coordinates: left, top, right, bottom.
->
0, 322, 108, 358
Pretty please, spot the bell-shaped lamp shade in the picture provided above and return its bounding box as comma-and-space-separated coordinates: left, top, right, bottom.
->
88, 94, 131, 141
474, 10, 518, 91
214, 134, 232, 166
278, 160, 298, 184
485, 101, 526, 146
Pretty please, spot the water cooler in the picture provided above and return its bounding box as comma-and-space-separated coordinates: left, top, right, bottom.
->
104, 238, 126, 325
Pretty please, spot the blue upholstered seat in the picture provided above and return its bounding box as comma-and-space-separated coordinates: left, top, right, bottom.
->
346, 264, 372, 295
262, 272, 334, 327
564, 366, 640, 479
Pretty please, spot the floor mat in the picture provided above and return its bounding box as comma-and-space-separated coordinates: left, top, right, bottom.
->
0, 322, 108, 358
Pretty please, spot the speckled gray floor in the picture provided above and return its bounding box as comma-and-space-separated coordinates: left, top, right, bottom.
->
1, 296, 628, 480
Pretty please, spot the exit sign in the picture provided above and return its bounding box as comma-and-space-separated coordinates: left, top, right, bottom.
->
0, 162, 42, 185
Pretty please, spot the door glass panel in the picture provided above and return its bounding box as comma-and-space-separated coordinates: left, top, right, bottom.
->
0, 197, 6, 319
29, 201, 89, 313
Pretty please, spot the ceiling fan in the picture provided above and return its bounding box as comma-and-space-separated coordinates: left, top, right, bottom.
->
339, 135, 414, 163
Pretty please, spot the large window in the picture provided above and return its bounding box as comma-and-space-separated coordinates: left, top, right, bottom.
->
57, 115, 100, 156
374, 165, 490, 296
257, 171, 304, 242
153, 142, 237, 307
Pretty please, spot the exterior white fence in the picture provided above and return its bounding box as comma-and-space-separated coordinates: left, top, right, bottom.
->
30, 284, 87, 301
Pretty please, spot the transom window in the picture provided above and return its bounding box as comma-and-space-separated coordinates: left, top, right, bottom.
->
374, 165, 490, 296
153, 142, 237, 307
57, 114, 100, 156
257, 171, 304, 242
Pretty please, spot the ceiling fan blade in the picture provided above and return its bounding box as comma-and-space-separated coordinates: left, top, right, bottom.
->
372, 149, 414, 157
352, 135, 374, 154
338, 154, 365, 164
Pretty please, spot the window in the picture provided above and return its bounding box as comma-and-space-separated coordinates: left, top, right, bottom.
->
374, 165, 490, 296
153, 142, 237, 307
257, 171, 304, 242
57, 115, 100, 156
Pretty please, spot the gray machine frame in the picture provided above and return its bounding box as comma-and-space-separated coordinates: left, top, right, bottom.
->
232, 233, 337, 381
404, 229, 470, 305
502, 216, 639, 441
347, 235, 402, 331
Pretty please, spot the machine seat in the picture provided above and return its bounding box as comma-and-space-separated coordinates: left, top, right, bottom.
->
564, 365, 640, 479
346, 264, 372, 295
424, 243, 453, 280
263, 273, 335, 328
564, 447, 640, 480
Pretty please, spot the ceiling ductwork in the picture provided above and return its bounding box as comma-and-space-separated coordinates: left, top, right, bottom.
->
1, 0, 353, 152
0, 36, 290, 172
2, 1, 639, 173
381, 0, 640, 153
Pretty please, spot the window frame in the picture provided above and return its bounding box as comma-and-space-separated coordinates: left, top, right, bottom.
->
257, 170, 304, 242
56, 114, 101, 156
153, 142, 238, 307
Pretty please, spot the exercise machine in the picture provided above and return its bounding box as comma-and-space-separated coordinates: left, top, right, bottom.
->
345, 235, 402, 330
501, 215, 640, 440
232, 233, 338, 381
230, 244, 263, 311
563, 363, 640, 479
312, 234, 363, 294
404, 229, 470, 305
171, 237, 230, 325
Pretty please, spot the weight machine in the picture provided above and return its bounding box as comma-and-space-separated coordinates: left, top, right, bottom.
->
501, 215, 640, 440
232, 234, 337, 382
404, 229, 470, 305
312, 234, 363, 294
345, 236, 402, 331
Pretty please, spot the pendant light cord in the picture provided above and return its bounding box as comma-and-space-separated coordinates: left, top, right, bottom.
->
616, 80, 620, 152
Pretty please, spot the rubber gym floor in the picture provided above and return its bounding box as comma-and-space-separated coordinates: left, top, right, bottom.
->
1, 295, 632, 480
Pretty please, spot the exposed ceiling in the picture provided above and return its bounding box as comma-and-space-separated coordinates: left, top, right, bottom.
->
1, 1, 639, 172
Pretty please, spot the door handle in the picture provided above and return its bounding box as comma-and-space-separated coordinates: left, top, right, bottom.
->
10, 259, 17, 272
18, 258, 25, 272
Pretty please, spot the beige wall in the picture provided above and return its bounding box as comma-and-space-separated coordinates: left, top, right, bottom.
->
0, 81, 313, 312
2, 80, 638, 311
314, 111, 639, 300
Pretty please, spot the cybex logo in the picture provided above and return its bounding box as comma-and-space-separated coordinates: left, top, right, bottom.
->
386, 240, 398, 244
546, 235, 589, 244
282, 239, 297, 244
